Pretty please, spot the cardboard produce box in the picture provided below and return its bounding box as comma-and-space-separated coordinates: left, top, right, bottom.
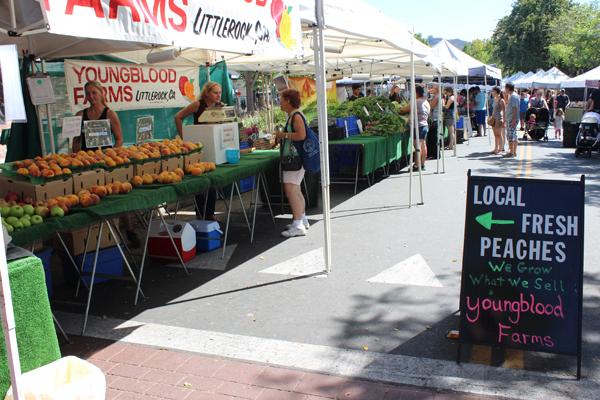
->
58, 220, 119, 256
161, 156, 183, 172
134, 160, 161, 176
105, 165, 134, 184
0, 175, 73, 203
72, 169, 105, 193
183, 152, 202, 168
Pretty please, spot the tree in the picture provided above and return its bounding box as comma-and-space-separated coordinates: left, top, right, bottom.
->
240, 72, 258, 113
413, 32, 428, 45
492, 0, 571, 74
548, 2, 600, 75
463, 39, 497, 66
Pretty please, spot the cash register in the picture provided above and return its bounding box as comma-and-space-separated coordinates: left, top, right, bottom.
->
183, 106, 240, 164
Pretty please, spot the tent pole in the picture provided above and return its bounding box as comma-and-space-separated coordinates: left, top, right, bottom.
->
414, 54, 423, 205
453, 76, 457, 157
466, 75, 470, 147
0, 228, 24, 400
314, 0, 332, 274
408, 63, 414, 207
485, 75, 491, 145
438, 72, 445, 174
41, 60, 56, 154
8, 0, 16, 30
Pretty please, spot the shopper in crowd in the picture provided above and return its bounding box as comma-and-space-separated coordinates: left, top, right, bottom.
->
175, 82, 224, 221
405, 85, 431, 170
546, 90, 555, 121
519, 89, 530, 130
490, 86, 505, 155
555, 89, 570, 111
587, 88, 600, 112
389, 84, 403, 102
274, 89, 309, 237
348, 84, 364, 101
443, 86, 456, 150
504, 83, 520, 158
473, 86, 487, 137
427, 84, 441, 159
554, 108, 564, 140
73, 80, 123, 152
529, 89, 548, 109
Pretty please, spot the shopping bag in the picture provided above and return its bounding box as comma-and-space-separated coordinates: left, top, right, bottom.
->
280, 138, 303, 171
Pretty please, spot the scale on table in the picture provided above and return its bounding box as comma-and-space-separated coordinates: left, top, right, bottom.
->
197, 106, 237, 124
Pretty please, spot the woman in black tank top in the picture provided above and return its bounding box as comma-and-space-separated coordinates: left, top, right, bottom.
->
73, 81, 123, 152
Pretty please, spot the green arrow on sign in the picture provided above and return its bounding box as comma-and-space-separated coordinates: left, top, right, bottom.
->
476, 211, 515, 230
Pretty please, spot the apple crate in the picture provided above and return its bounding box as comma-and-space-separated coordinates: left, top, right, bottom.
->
72, 169, 105, 193
105, 165, 134, 184
0, 175, 73, 203
134, 160, 161, 176
161, 156, 183, 173
183, 152, 202, 168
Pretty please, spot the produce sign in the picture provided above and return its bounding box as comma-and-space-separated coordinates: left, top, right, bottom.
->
458, 173, 584, 376
328, 96, 408, 137
65, 60, 200, 112
42, 0, 302, 58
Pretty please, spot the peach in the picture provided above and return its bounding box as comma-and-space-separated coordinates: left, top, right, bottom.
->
131, 176, 143, 186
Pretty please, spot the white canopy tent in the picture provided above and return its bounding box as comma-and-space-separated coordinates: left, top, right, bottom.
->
561, 65, 600, 88
503, 71, 525, 85
532, 67, 570, 88
431, 39, 501, 80
513, 71, 541, 89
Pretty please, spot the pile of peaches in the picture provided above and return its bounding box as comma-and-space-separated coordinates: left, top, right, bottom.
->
185, 162, 217, 176
130, 168, 185, 186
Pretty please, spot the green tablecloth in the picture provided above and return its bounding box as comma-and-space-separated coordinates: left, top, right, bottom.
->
0, 256, 61, 396
10, 151, 280, 246
329, 134, 408, 176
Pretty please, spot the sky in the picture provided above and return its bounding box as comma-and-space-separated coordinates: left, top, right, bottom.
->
363, 0, 592, 42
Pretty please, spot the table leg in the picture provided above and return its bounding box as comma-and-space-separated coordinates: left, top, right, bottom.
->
221, 184, 235, 259
55, 232, 83, 285
52, 312, 69, 343
75, 225, 93, 298
260, 172, 276, 224
105, 219, 146, 301
82, 222, 104, 335
157, 211, 190, 275
173, 200, 180, 220
251, 174, 260, 243
110, 220, 139, 271
135, 209, 153, 306
234, 182, 252, 234
354, 148, 360, 195
302, 178, 310, 208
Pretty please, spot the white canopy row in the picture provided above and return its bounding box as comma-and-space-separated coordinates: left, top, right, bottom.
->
512, 67, 570, 89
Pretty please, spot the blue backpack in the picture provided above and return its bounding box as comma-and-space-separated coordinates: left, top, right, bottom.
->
287, 112, 320, 173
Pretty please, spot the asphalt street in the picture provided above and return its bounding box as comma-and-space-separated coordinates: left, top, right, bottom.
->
53, 129, 600, 399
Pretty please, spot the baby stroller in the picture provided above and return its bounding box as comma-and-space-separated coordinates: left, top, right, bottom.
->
575, 112, 600, 158
523, 108, 549, 141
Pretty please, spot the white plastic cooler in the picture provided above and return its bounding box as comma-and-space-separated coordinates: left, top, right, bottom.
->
183, 123, 239, 165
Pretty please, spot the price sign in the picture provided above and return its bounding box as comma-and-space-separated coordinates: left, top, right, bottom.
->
61, 116, 82, 139
26, 75, 56, 105
458, 173, 585, 376
136, 116, 154, 143
83, 119, 113, 148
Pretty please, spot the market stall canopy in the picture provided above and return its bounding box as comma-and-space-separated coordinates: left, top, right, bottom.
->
0, 0, 303, 59
532, 67, 570, 88
109, 0, 454, 78
431, 39, 501, 80
513, 71, 539, 89
503, 71, 525, 84
561, 65, 600, 88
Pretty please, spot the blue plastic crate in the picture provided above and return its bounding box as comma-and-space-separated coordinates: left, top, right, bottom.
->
68, 246, 124, 286
239, 176, 255, 193
34, 248, 53, 298
336, 116, 360, 137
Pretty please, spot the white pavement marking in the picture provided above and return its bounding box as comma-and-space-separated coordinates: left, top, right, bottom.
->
259, 247, 326, 277
367, 254, 443, 287
165, 245, 237, 271
55, 311, 595, 400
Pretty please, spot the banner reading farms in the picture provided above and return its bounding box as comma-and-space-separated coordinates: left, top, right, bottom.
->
42, 0, 302, 58
65, 60, 200, 112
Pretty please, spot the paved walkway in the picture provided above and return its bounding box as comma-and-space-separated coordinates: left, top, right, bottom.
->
61, 336, 511, 400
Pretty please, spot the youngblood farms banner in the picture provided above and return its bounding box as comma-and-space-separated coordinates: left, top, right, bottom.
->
41, 0, 302, 58
65, 60, 200, 112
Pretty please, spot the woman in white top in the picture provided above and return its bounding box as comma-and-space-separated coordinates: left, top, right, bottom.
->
400, 85, 430, 170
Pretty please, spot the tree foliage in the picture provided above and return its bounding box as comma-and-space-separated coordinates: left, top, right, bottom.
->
462, 39, 496, 66
548, 2, 600, 75
491, 0, 571, 74
413, 32, 428, 45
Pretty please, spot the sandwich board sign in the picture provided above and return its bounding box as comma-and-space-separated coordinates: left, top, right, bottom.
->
458, 172, 585, 378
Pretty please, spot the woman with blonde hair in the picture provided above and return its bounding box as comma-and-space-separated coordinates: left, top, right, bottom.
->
175, 82, 223, 135
73, 81, 123, 151
174, 82, 224, 220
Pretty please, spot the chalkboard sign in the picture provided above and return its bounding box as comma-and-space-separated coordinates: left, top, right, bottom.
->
458, 173, 585, 373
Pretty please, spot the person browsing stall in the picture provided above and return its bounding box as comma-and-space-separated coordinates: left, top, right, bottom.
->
348, 84, 364, 101
174, 82, 223, 220
399, 85, 430, 170
274, 89, 310, 238
73, 81, 123, 152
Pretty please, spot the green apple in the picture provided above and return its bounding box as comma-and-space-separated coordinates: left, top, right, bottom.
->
0, 206, 10, 217
50, 205, 65, 218
23, 204, 34, 216
5, 216, 19, 226
31, 215, 43, 225
20, 217, 31, 228
34, 206, 50, 218
4, 224, 14, 233
12, 221, 23, 230
10, 205, 24, 218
